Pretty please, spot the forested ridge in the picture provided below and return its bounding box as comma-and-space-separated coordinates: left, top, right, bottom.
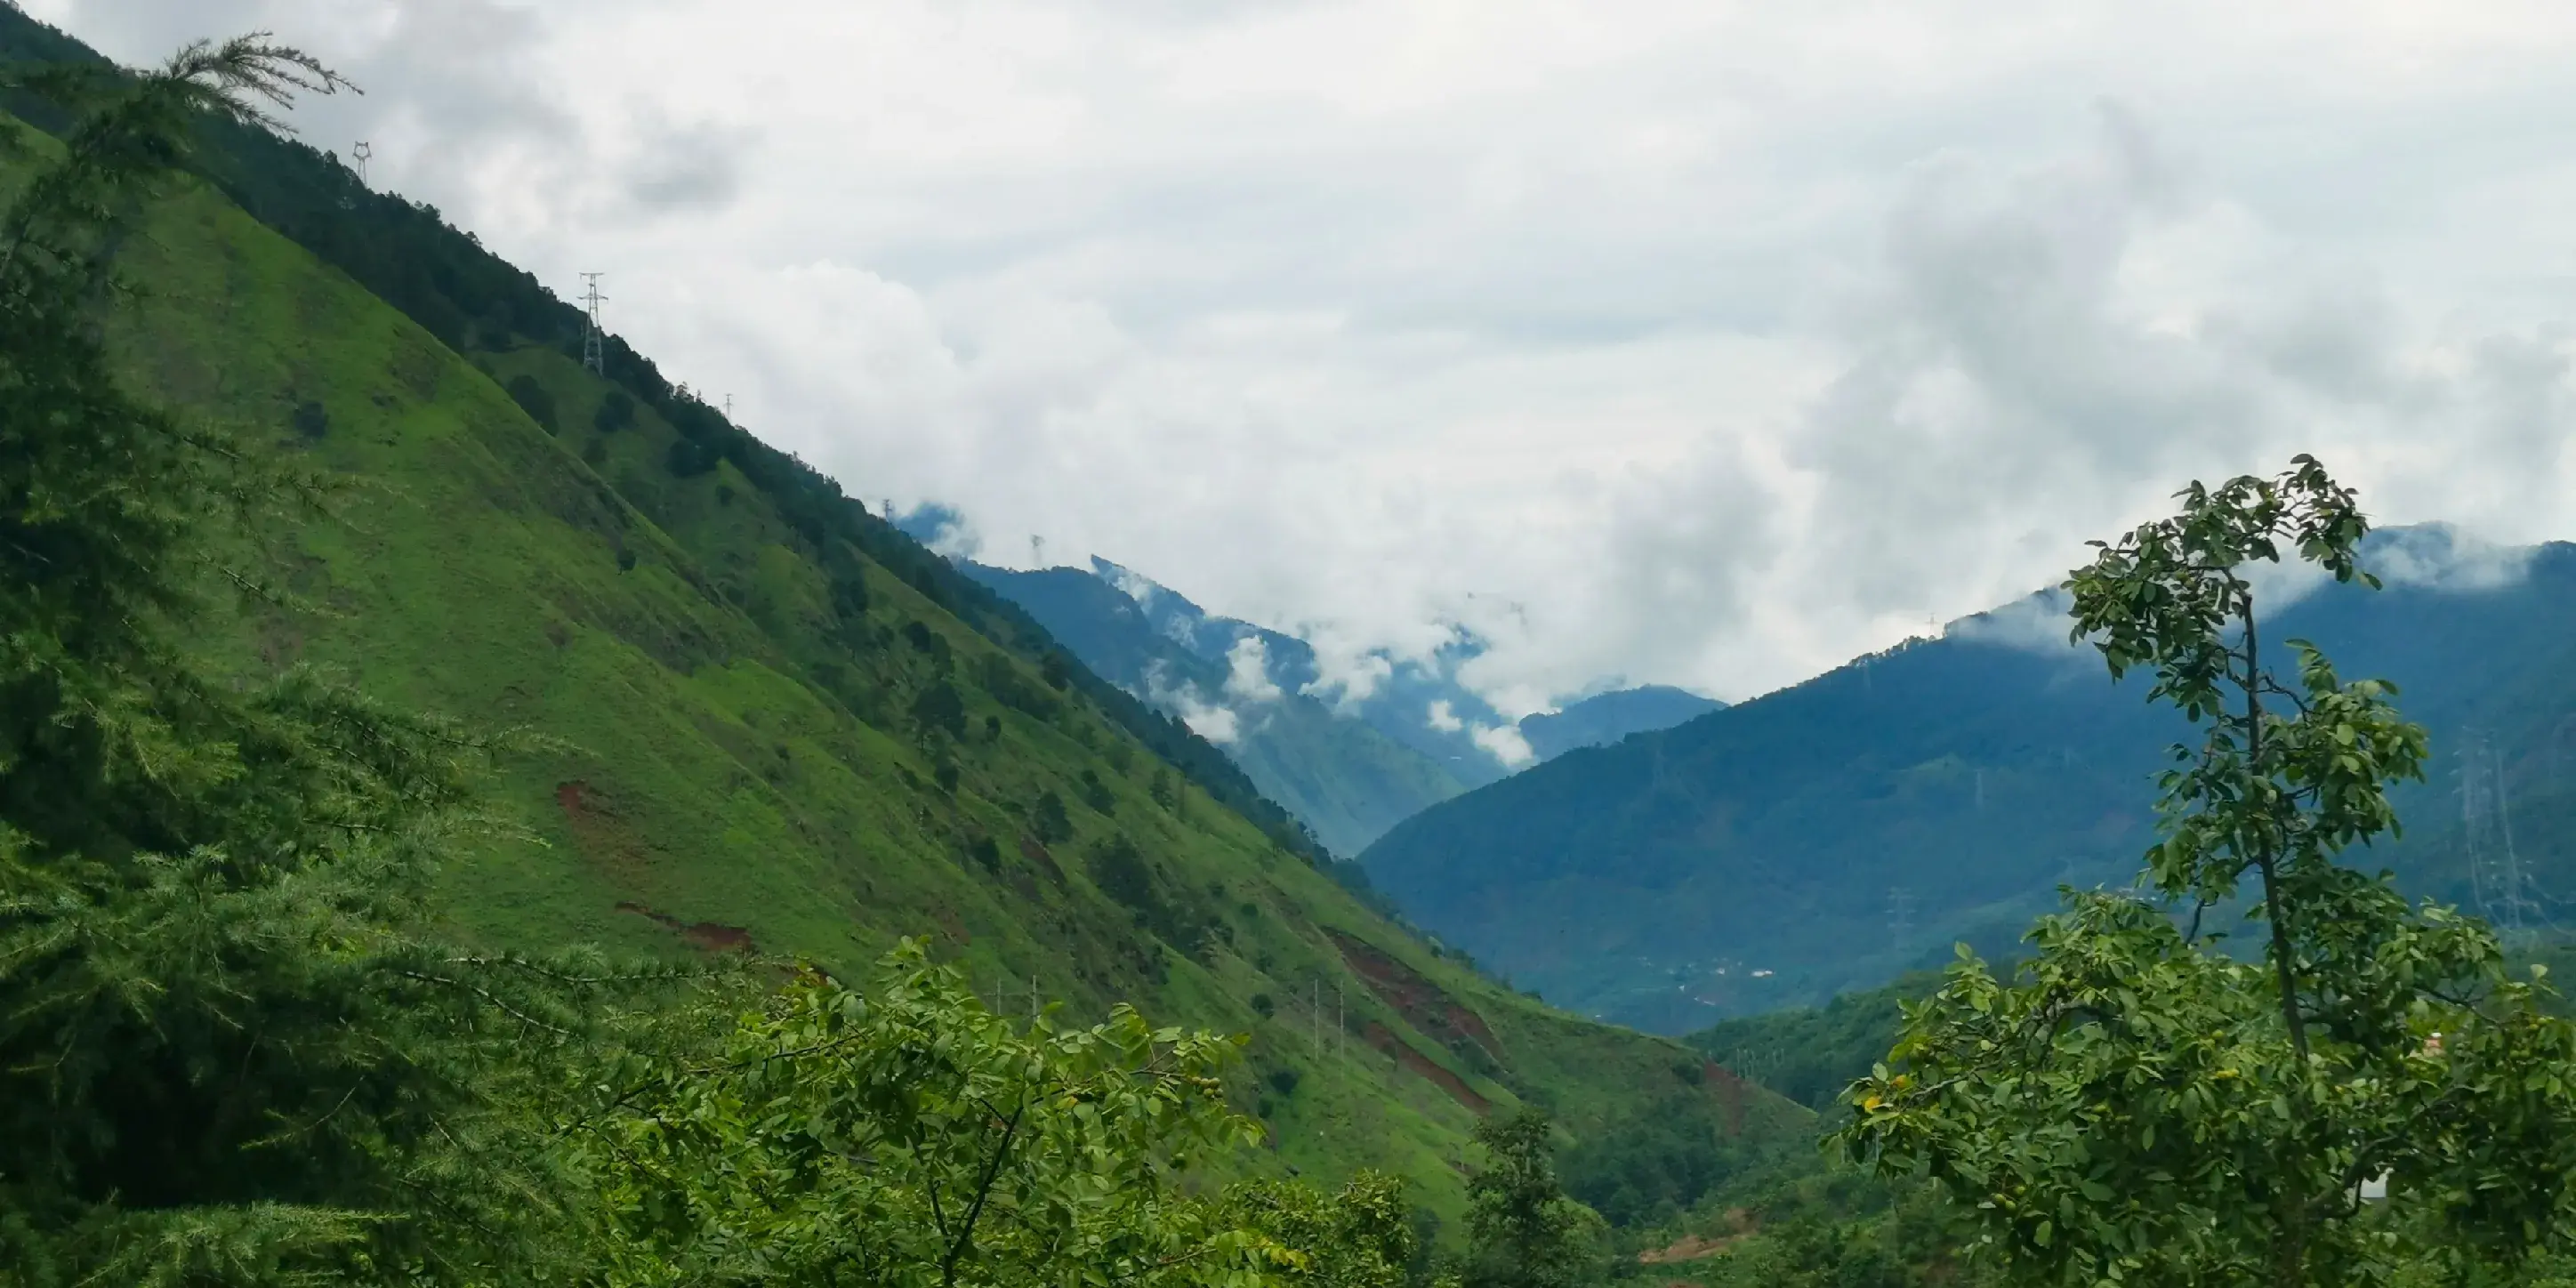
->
12, 16, 2576, 1288
1364, 529, 2576, 1030
0, 24, 1823, 1285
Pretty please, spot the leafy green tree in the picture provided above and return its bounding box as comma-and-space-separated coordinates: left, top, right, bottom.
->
913, 678, 968, 739
593, 388, 635, 432
569, 942, 1286, 1286
1840, 457, 2576, 1284
505, 371, 559, 433
1034, 789, 1074, 845
1221, 1171, 1419, 1288
1081, 766, 1118, 815
1460, 1107, 1599, 1288
0, 36, 660, 1284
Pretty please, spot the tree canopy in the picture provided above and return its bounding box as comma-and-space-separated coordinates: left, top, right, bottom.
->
1840, 457, 2576, 1285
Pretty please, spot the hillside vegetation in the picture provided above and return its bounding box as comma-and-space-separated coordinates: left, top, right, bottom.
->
0, 10, 1810, 1231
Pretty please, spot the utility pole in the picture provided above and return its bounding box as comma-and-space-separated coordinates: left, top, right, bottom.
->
579, 272, 608, 374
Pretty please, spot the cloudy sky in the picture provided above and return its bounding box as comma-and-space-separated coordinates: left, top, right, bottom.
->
36, 0, 2576, 712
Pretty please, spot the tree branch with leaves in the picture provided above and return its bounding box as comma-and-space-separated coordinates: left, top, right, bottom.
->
1837, 455, 2576, 1285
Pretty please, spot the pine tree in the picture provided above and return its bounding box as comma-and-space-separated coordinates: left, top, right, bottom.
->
0, 36, 647, 1284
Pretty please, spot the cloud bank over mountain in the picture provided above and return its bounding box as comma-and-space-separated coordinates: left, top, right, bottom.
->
49, 0, 2576, 708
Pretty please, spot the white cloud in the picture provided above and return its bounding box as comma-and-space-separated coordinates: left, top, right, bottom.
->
2368, 522, 2538, 592
1425, 700, 1464, 734
1301, 628, 1396, 709
45, 1, 2576, 708
1222, 636, 1284, 704
1142, 664, 1239, 744
1946, 587, 2078, 655
1470, 721, 1536, 769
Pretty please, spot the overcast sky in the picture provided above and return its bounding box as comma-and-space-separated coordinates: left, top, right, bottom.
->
36, 0, 2576, 712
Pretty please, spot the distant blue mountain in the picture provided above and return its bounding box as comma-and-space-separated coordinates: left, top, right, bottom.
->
1519, 685, 1725, 761
1362, 526, 2576, 1033
903, 510, 1748, 857
951, 559, 1469, 857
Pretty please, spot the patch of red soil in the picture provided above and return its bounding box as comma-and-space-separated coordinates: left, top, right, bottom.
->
1703, 1059, 1750, 1136
553, 779, 652, 881
1325, 929, 1500, 1061
1018, 835, 1066, 885
1363, 1020, 1491, 1113
615, 901, 756, 954
1638, 1209, 1757, 1265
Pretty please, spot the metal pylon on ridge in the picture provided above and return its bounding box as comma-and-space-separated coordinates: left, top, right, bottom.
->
579, 272, 608, 374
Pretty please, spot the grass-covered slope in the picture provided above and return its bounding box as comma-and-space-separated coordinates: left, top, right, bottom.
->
1363, 539, 2576, 1031
52, 106, 1806, 1223
962, 561, 1468, 857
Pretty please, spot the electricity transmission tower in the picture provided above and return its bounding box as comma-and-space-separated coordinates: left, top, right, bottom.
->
1887, 886, 1915, 940
351, 141, 371, 186
2460, 735, 2541, 944
579, 272, 608, 374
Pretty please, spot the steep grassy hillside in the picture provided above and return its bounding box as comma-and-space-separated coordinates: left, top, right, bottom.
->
16, 69, 1807, 1228
1364, 538, 2576, 1030
962, 561, 1468, 857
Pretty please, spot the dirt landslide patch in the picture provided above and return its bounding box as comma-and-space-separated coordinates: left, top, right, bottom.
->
1324, 929, 1501, 1062
615, 901, 757, 954
1638, 1209, 1757, 1265
1018, 834, 1067, 885
1361, 1021, 1492, 1113
554, 779, 655, 883
1702, 1059, 1751, 1135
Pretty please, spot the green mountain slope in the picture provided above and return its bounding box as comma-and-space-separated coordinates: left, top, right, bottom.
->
1362, 535, 2576, 1031
5, 18, 1811, 1223
961, 561, 1468, 857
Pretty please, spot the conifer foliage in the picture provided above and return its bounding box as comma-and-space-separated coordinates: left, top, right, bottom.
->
0, 35, 648, 1284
